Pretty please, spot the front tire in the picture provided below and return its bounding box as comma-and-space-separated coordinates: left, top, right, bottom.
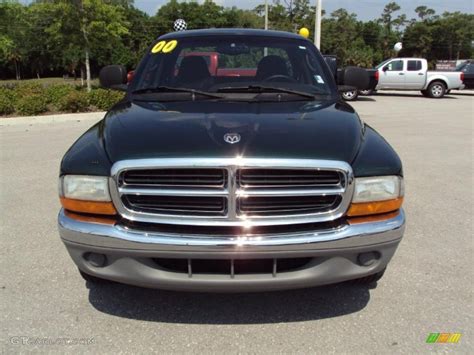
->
359, 89, 373, 96
79, 269, 109, 284
351, 268, 386, 285
341, 90, 359, 101
427, 81, 446, 98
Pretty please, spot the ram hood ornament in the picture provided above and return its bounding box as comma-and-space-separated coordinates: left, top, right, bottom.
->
223, 133, 241, 144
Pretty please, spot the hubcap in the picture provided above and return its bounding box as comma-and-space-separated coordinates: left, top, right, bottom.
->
343, 91, 355, 99
431, 85, 443, 97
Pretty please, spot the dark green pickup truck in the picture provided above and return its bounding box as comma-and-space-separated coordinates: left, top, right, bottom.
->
58, 29, 405, 292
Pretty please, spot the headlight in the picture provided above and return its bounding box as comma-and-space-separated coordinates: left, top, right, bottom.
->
59, 175, 116, 215
60, 175, 111, 201
352, 176, 403, 203
348, 176, 404, 217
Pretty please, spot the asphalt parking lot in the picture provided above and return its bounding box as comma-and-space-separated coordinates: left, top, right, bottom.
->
1, 91, 472, 353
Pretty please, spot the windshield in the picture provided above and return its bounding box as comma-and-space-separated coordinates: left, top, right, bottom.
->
376, 58, 392, 69
455, 62, 468, 71
131, 35, 335, 98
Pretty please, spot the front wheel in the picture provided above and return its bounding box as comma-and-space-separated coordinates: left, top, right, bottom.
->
421, 90, 429, 97
427, 81, 446, 98
359, 89, 373, 96
79, 269, 110, 285
351, 268, 386, 285
341, 90, 359, 101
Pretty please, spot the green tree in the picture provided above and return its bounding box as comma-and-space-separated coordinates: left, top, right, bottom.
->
431, 12, 474, 60
121, 7, 152, 66
21, 0, 130, 88
254, 1, 292, 31
0, 2, 29, 79
25, 2, 74, 78
321, 9, 357, 60
378, 2, 405, 58
224, 7, 261, 28
402, 21, 433, 58
277, 0, 313, 32
402, 6, 436, 59
0, 34, 14, 66
380, 2, 400, 35
415, 6, 436, 21
72, 0, 129, 91
360, 20, 384, 64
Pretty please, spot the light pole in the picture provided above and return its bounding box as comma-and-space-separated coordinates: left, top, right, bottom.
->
264, 0, 268, 30
264, 0, 269, 56
314, 0, 322, 48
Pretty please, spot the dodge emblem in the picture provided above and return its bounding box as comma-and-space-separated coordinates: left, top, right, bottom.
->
223, 133, 241, 144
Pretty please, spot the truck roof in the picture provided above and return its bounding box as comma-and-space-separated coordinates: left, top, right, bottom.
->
158, 28, 307, 41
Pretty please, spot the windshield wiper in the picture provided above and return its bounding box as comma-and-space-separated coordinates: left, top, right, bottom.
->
216, 85, 319, 99
132, 86, 223, 99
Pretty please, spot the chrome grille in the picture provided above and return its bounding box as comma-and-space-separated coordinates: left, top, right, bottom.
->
110, 158, 354, 227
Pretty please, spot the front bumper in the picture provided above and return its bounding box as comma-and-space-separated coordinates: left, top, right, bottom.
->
59, 209, 405, 292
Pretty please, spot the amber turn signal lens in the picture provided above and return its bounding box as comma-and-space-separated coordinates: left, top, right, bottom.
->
347, 197, 403, 217
60, 197, 117, 215
64, 210, 117, 225
348, 210, 400, 224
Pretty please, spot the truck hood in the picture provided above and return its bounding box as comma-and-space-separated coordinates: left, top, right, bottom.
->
102, 99, 364, 164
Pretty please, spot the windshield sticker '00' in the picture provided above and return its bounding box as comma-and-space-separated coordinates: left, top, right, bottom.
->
151, 40, 178, 54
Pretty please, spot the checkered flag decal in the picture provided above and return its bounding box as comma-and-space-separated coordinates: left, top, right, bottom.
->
174, 19, 187, 32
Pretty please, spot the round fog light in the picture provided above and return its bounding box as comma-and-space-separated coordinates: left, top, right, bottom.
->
84, 252, 107, 267
357, 252, 380, 266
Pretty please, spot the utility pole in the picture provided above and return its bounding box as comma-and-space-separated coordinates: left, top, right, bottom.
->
264, 0, 268, 30
314, 0, 322, 48
264, 0, 269, 56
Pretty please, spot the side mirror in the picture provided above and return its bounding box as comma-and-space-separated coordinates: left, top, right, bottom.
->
323, 55, 337, 79
382, 66, 389, 72
340, 66, 370, 90
99, 65, 127, 91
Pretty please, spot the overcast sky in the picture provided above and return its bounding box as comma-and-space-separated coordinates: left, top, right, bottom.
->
136, 0, 473, 20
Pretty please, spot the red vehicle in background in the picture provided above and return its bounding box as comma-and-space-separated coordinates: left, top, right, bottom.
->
128, 51, 258, 84
178, 51, 257, 77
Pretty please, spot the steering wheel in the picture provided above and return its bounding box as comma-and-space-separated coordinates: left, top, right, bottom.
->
263, 74, 297, 83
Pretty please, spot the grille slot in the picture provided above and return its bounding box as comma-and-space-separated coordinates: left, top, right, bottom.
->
238, 169, 342, 188
123, 195, 227, 216
122, 168, 226, 188
153, 257, 313, 276
239, 195, 341, 216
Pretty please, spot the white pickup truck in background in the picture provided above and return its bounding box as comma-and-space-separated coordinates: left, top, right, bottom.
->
372, 58, 464, 98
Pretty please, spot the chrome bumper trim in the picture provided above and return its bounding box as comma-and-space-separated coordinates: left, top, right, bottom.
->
58, 209, 405, 253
